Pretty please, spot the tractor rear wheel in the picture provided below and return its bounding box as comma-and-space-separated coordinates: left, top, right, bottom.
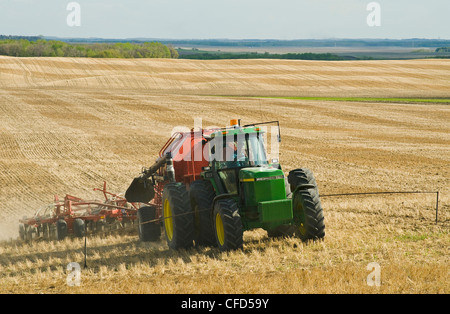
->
137, 205, 161, 242
162, 183, 194, 249
213, 198, 243, 251
190, 180, 216, 246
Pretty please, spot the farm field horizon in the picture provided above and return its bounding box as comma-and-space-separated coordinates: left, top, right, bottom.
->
0, 56, 448, 294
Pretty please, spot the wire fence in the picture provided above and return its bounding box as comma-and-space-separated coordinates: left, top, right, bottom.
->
320, 190, 440, 224
138, 190, 441, 226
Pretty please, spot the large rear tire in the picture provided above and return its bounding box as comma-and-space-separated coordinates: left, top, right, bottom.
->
190, 180, 216, 246
162, 183, 194, 249
213, 198, 243, 251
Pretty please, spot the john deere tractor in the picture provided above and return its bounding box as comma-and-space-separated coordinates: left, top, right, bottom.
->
125, 119, 325, 251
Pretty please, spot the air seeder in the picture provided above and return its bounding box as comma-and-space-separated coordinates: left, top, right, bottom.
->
126, 120, 325, 251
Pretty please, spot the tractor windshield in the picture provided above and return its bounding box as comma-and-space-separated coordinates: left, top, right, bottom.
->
247, 133, 268, 166
211, 132, 268, 169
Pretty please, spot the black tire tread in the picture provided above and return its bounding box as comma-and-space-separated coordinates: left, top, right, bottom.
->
163, 183, 194, 249
214, 198, 243, 251
190, 180, 216, 246
288, 168, 325, 241
294, 188, 325, 241
138, 205, 161, 242
288, 168, 318, 191
56, 219, 67, 241
73, 218, 85, 238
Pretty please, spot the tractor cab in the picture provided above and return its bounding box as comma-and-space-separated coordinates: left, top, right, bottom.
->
202, 120, 291, 231
206, 121, 273, 192
208, 124, 270, 194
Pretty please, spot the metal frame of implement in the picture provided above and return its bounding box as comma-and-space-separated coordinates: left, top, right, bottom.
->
19, 182, 139, 241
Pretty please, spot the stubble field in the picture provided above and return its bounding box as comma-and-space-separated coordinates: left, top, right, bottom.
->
0, 56, 449, 293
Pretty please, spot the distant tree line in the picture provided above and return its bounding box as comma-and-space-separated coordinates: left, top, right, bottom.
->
163, 38, 450, 48
0, 39, 179, 58
435, 47, 450, 53
0, 35, 43, 41
178, 50, 347, 61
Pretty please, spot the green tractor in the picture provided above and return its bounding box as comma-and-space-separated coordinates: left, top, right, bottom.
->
125, 119, 325, 251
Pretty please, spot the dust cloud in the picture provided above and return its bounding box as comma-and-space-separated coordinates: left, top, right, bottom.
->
0, 216, 21, 241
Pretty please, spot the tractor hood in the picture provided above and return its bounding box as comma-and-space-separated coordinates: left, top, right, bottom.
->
239, 167, 287, 207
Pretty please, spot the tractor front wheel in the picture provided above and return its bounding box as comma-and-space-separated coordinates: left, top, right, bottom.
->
213, 198, 243, 251
292, 188, 325, 241
288, 168, 325, 241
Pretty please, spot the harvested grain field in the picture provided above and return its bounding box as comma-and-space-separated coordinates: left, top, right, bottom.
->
0, 56, 449, 294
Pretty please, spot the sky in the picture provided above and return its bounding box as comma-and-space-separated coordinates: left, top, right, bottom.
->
0, 0, 449, 39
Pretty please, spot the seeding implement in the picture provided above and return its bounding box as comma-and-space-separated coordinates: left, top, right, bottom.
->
126, 119, 325, 251
19, 182, 138, 241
